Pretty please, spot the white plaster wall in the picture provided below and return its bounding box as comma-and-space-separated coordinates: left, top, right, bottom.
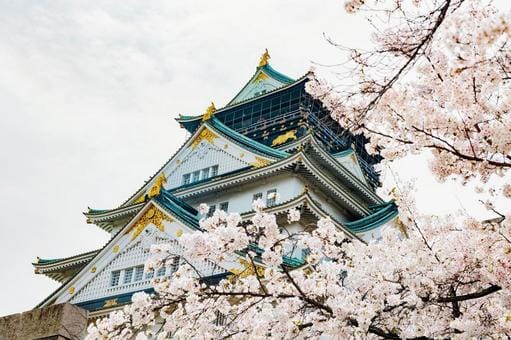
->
163, 143, 249, 189
185, 174, 305, 214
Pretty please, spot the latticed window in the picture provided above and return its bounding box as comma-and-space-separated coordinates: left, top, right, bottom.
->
192, 170, 200, 182
207, 205, 216, 217
110, 271, 120, 286
266, 189, 277, 207
170, 256, 180, 275
201, 168, 210, 180
214, 310, 227, 326
123, 268, 133, 284
182, 174, 191, 185
253, 192, 263, 202
145, 270, 154, 280
211, 165, 219, 177
134, 266, 144, 282
157, 267, 166, 277
219, 201, 229, 212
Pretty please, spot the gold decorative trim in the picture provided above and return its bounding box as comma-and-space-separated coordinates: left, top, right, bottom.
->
68, 287, 75, 295
91, 266, 96, 273
176, 228, 183, 238
252, 72, 269, 83
103, 299, 118, 308
191, 129, 218, 150
113, 245, 119, 253
258, 48, 270, 67
202, 102, 216, 121
240, 152, 245, 158
229, 259, 264, 279
148, 173, 167, 198
271, 130, 297, 146
250, 157, 271, 168
129, 205, 174, 240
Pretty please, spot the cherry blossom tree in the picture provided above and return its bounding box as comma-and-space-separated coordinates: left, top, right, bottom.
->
87, 0, 511, 338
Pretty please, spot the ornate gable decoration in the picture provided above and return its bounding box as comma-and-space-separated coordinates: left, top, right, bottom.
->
202, 102, 216, 121
128, 205, 173, 240
191, 128, 218, 150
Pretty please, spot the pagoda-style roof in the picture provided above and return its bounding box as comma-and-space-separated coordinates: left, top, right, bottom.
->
33, 249, 99, 283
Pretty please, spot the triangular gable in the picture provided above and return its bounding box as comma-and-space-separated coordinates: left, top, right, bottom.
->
227, 64, 295, 106
332, 149, 369, 186
43, 201, 238, 308
124, 122, 285, 207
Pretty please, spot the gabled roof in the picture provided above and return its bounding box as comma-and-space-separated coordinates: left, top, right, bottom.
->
227, 63, 295, 106
36, 190, 201, 309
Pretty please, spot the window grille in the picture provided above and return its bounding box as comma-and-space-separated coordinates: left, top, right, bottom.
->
170, 256, 180, 275
266, 189, 277, 207
214, 311, 227, 326
207, 205, 216, 218
156, 267, 166, 277
182, 174, 191, 185
253, 193, 263, 202
201, 168, 210, 180
211, 165, 219, 177
110, 271, 120, 287
134, 266, 144, 282
145, 270, 154, 280
123, 268, 134, 284
219, 201, 229, 212
192, 170, 200, 182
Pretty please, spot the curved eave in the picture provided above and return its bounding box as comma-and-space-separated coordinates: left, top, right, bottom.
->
33, 250, 98, 282
84, 203, 144, 224
175, 74, 309, 134
152, 190, 201, 230
345, 202, 398, 233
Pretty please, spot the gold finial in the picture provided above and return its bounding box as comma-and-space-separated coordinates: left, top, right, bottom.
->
202, 102, 216, 121
258, 48, 270, 67
148, 173, 167, 198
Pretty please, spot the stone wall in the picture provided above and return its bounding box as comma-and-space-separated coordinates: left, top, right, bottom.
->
0, 303, 88, 340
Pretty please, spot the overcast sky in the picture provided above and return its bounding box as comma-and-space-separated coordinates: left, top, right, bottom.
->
0, 0, 508, 316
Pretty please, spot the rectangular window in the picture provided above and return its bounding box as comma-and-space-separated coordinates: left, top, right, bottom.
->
110, 270, 120, 287
182, 173, 191, 185
214, 311, 227, 326
207, 205, 216, 218
192, 170, 200, 183
157, 267, 166, 277
267, 189, 277, 207
219, 202, 229, 212
145, 270, 154, 280
201, 168, 210, 180
211, 165, 219, 177
134, 266, 144, 282
170, 257, 180, 275
123, 267, 134, 284
253, 192, 263, 202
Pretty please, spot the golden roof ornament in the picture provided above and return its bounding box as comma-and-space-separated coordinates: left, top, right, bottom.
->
258, 48, 270, 67
202, 102, 216, 121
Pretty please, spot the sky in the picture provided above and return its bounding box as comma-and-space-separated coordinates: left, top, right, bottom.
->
0, 0, 508, 317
